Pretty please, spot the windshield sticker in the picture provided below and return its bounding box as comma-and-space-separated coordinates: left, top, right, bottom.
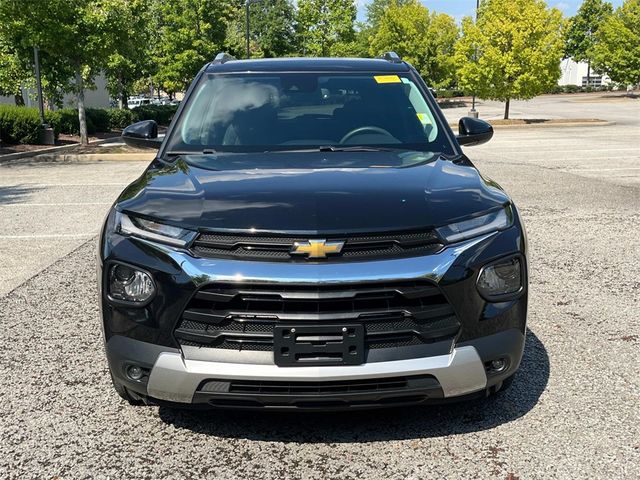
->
374, 75, 401, 84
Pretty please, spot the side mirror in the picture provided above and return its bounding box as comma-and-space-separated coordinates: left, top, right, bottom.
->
456, 117, 493, 146
122, 120, 161, 149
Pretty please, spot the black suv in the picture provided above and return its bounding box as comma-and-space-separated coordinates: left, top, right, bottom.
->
99, 52, 528, 410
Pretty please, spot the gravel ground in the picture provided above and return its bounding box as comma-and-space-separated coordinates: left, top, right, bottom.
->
1, 105, 639, 478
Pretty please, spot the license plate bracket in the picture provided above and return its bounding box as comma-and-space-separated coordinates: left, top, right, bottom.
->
274, 324, 365, 367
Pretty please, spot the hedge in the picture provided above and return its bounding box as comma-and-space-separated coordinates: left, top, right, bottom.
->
0, 105, 42, 144
0, 104, 178, 144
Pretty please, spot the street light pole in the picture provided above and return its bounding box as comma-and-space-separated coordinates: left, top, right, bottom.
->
33, 46, 45, 125
245, 1, 250, 59
33, 46, 55, 145
469, 0, 480, 118
245, 0, 264, 59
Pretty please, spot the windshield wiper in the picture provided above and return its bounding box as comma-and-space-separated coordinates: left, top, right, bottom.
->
164, 149, 217, 158
317, 145, 400, 152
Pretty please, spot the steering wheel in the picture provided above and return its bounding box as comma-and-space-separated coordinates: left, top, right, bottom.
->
339, 126, 396, 144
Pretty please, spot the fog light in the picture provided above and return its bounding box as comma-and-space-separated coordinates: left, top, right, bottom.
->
490, 359, 506, 372
477, 257, 522, 299
108, 264, 155, 303
126, 365, 144, 381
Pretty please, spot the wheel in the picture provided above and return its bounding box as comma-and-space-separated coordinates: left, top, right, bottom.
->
494, 374, 516, 394
110, 371, 145, 406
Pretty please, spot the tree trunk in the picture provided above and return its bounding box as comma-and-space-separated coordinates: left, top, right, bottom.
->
75, 71, 88, 145
14, 92, 25, 106
587, 60, 591, 88
117, 77, 123, 109
504, 98, 510, 120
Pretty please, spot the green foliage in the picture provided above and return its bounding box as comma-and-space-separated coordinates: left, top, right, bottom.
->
227, 0, 298, 58
133, 105, 178, 126
150, 0, 235, 94
0, 105, 41, 144
0, 104, 178, 143
0, 0, 152, 144
368, 1, 459, 88
297, 0, 357, 56
454, 0, 565, 118
565, 0, 613, 63
106, 108, 136, 129
365, 0, 412, 30
104, 0, 155, 106
0, 42, 30, 101
86, 108, 111, 133
46, 109, 80, 136
591, 0, 640, 85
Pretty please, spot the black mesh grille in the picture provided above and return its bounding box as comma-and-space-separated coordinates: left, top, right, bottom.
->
191, 230, 443, 262
174, 281, 459, 352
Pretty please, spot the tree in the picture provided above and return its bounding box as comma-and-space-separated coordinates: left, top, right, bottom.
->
365, 0, 412, 30
105, 0, 154, 108
454, 0, 565, 119
0, 42, 30, 105
150, 0, 235, 96
0, 0, 131, 144
226, 0, 298, 58
369, 1, 459, 88
296, 0, 357, 56
565, 0, 613, 85
590, 0, 640, 87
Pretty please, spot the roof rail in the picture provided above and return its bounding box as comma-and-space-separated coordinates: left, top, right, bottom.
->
212, 52, 236, 64
381, 51, 402, 63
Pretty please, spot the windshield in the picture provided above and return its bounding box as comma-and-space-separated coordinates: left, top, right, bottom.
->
165, 72, 453, 155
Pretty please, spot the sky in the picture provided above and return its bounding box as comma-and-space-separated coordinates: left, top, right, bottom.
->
355, 0, 625, 22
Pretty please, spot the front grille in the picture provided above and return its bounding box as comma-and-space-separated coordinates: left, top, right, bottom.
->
191, 230, 443, 262
174, 281, 460, 352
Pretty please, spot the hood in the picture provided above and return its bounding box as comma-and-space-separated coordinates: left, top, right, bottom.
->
116, 152, 510, 234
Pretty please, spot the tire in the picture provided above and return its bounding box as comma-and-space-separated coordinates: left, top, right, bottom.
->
495, 374, 516, 394
110, 371, 145, 406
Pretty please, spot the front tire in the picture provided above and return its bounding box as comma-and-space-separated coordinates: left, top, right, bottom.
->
110, 371, 145, 406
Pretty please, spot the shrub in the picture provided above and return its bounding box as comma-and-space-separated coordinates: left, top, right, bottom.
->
132, 104, 178, 125
46, 108, 79, 135
1, 103, 178, 145
0, 105, 42, 144
437, 89, 466, 98
106, 108, 135, 129
562, 84, 581, 94
86, 108, 110, 133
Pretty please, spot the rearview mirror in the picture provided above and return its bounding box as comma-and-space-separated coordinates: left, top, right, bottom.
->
456, 117, 493, 146
122, 120, 161, 149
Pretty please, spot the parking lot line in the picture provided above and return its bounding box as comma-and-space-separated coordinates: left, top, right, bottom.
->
0, 202, 112, 207
0, 233, 96, 239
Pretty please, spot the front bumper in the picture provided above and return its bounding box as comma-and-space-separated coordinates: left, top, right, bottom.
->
106, 328, 525, 409
100, 216, 528, 409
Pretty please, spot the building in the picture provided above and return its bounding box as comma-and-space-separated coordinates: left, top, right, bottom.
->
559, 58, 611, 88
0, 73, 111, 108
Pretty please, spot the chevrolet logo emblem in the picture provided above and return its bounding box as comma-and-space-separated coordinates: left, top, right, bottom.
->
291, 239, 345, 259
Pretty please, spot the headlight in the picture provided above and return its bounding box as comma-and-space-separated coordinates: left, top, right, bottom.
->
115, 211, 197, 247
108, 264, 155, 304
477, 256, 523, 300
436, 206, 513, 243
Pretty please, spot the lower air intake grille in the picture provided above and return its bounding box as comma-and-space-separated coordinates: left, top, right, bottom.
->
198, 375, 439, 395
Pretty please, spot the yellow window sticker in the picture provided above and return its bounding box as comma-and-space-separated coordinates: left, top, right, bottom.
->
374, 75, 401, 84
416, 112, 433, 126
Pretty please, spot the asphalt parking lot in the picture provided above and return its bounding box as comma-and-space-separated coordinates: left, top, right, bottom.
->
0, 95, 638, 479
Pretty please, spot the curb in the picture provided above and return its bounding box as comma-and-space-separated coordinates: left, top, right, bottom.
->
0, 136, 118, 164
19, 152, 156, 163
448, 120, 614, 129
